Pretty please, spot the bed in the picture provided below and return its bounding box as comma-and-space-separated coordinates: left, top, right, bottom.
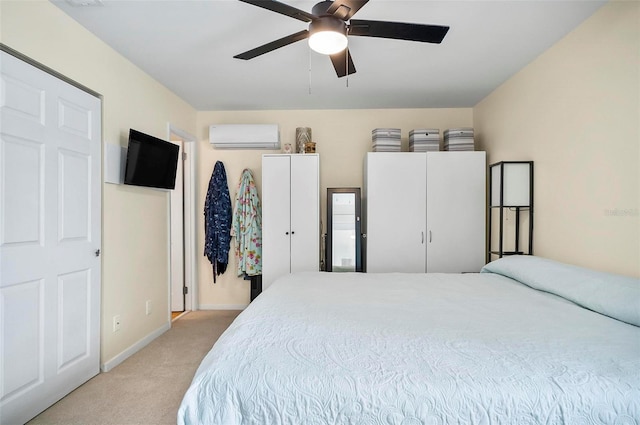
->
178, 256, 640, 424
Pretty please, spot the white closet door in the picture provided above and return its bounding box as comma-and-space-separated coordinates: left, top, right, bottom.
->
365, 153, 426, 272
426, 152, 486, 272
290, 155, 319, 274
261, 155, 292, 289
0, 51, 101, 424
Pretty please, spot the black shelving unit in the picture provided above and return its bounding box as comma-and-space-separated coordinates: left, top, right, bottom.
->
488, 161, 534, 260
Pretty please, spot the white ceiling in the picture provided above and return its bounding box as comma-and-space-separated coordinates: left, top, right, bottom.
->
52, 0, 606, 111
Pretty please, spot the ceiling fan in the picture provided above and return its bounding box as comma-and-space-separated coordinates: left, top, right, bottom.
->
234, 0, 450, 78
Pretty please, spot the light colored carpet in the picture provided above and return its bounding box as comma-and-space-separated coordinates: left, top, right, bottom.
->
27, 310, 241, 425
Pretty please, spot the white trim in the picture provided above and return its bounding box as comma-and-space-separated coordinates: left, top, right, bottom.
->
199, 304, 248, 311
1, 44, 101, 98
168, 140, 185, 313
167, 124, 198, 316
100, 322, 171, 372
183, 140, 197, 311
166, 192, 173, 322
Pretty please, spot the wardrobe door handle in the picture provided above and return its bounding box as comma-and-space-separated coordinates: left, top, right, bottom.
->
285, 231, 289, 235
429, 231, 432, 243
421, 232, 424, 244
291, 231, 295, 235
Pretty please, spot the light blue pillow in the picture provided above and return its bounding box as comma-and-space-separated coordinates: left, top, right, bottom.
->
481, 256, 640, 327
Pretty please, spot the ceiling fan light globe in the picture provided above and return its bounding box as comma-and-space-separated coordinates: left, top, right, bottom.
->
309, 31, 348, 55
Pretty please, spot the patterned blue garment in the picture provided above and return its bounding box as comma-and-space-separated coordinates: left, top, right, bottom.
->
204, 161, 232, 283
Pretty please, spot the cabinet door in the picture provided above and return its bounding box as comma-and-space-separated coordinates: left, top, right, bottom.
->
290, 155, 319, 273
365, 153, 427, 272
262, 155, 292, 289
426, 152, 486, 272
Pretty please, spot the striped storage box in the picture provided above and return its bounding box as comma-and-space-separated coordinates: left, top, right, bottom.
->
372, 128, 401, 152
444, 128, 474, 151
409, 129, 440, 152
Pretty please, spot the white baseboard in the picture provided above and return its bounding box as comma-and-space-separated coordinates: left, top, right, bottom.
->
198, 304, 248, 310
100, 322, 171, 372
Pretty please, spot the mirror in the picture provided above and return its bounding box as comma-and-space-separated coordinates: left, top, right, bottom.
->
326, 188, 362, 272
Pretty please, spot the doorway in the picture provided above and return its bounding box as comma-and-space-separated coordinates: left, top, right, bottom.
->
168, 125, 197, 319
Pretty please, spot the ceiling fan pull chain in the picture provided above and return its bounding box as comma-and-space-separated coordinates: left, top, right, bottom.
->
345, 49, 348, 88
308, 48, 312, 95
346, 51, 349, 88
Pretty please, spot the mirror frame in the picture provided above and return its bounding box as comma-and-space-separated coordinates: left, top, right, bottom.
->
326, 188, 362, 272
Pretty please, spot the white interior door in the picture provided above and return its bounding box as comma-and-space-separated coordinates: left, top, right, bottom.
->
0, 51, 101, 424
169, 140, 184, 312
262, 155, 292, 289
290, 155, 319, 274
365, 153, 427, 272
426, 152, 486, 272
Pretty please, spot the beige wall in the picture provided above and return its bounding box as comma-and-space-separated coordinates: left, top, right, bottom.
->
474, 1, 639, 277
1, 1, 197, 365
195, 109, 473, 306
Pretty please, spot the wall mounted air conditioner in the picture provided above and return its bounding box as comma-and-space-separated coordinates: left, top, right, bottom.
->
209, 124, 280, 150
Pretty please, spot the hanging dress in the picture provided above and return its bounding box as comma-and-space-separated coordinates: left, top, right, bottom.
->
204, 161, 232, 283
231, 169, 262, 278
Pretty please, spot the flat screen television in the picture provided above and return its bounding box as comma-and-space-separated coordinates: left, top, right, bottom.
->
124, 129, 179, 190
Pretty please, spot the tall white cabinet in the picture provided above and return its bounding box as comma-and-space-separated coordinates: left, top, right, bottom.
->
262, 154, 319, 289
364, 152, 486, 273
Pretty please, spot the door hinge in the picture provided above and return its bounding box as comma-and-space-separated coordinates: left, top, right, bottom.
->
182, 152, 187, 161
95, 249, 101, 257
183, 286, 188, 295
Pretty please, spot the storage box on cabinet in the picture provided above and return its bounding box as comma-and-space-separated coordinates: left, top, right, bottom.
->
443, 128, 475, 151
409, 129, 440, 152
372, 128, 401, 152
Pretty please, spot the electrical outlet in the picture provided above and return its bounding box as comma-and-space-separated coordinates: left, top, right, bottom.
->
113, 315, 121, 332
145, 300, 152, 316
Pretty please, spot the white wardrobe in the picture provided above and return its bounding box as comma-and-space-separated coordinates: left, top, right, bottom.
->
364, 152, 486, 273
262, 154, 319, 289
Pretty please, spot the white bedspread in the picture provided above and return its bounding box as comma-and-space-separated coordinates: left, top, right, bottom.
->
178, 271, 640, 424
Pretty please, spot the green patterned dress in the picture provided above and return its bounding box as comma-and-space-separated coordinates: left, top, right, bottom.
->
231, 169, 262, 277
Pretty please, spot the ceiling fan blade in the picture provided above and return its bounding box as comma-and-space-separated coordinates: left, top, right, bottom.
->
238, 0, 316, 22
349, 19, 449, 44
330, 48, 356, 78
325, 0, 369, 20
234, 30, 310, 60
